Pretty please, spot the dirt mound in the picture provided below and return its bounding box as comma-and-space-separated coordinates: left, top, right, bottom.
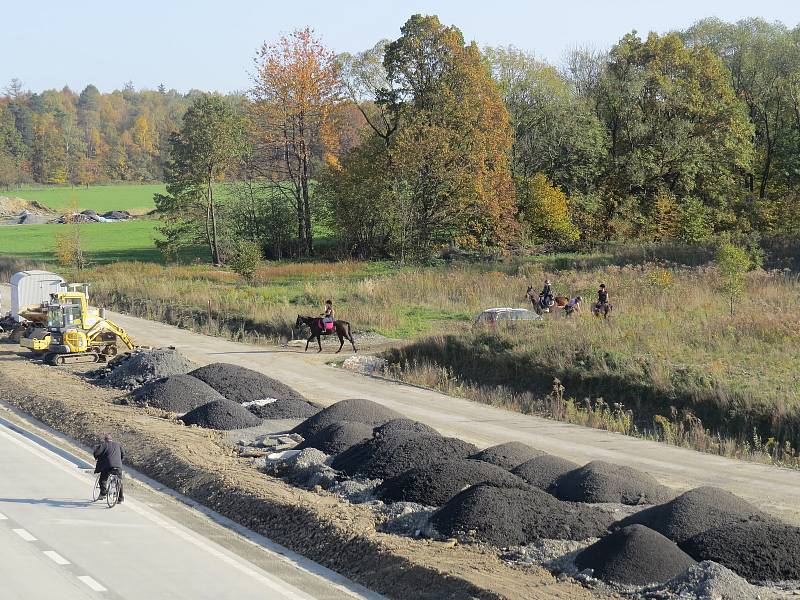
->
181, 399, 262, 430
243, 398, 320, 420
575, 524, 696, 585
643, 561, 763, 600
97, 348, 197, 389
470, 441, 545, 470
554, 461, 672, 505
103, 210, 131, 220
511, 454, 579, 491
189, 363, 306, 404
291, 398, 403, 439
0, 196, 54, 217
614, 486, 772, 543
331, 433, 479, 480
376, 459, 528, 506
295, 421, 374, 455
373, 419, 439, 438
430, 483, 613, 546
680, 521, 800, 582
130, 374, 225, 413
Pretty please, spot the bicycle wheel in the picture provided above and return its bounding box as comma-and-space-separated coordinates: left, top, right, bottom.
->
106, 475, 120, 508
92, 474, 102, 502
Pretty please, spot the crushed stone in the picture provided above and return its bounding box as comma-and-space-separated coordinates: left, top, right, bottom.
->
470, 441, 546, 470
181, 399, 262, 430
291, 398, 403, 438
296, 421, 374, 455
329, 478, 382, 504
554, 461, 673, 505
127, 374, 224, 413
635, 560, 765, 600
511, 454, 580, 491
373, 418, 440, 438
244, 397, 320, 420
375, 458, 528, 506
575, 524, 696, 586
95, 347, 197, 389
377, 502, 437, 537
189, 363, 307, 404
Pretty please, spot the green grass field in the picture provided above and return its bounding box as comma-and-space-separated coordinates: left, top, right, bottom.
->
12, 184, 165, 213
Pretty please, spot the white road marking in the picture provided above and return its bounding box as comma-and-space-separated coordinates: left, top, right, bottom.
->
0, 511, 7, 520
77, 575, 107, 592
12, 528, 37, 542
43, 550, 70, 565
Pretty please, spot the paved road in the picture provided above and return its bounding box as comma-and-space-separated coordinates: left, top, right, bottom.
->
0, 411, 377, 600
103, 308, 800, 525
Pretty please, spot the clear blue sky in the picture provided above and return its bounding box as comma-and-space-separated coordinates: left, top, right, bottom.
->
5, 0, 799, 94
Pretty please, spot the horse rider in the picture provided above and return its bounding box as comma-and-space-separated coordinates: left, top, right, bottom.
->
540, 279, 554, 307
321, 299, 335, 332
594, 283, 610, 313
564, 295, 583, 317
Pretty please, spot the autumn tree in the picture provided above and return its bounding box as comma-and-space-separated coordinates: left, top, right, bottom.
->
251, 28, 341, 257
516, 173, 579, 248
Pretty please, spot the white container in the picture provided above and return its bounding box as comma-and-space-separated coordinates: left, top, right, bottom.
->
9, 270, 65, 322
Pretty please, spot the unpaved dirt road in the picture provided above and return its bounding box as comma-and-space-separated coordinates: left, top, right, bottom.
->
97, 308, 800, 525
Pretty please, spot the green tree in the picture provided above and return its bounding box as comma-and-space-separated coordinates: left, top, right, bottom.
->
715, 242, 751, 315
516, 173, 579, 248
229, 241, 262, 283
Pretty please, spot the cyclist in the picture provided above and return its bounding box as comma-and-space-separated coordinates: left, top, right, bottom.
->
94, 434, 124, 503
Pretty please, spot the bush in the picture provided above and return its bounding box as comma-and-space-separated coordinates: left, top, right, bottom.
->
229, 241, 262, 282
516, 173, 580, 248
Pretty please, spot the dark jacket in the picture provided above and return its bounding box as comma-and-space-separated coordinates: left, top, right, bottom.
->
93, 441, 124, 473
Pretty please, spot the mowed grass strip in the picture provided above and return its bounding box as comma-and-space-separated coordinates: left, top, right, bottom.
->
12, 183, 165, 213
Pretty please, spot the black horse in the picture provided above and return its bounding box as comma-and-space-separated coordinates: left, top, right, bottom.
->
295, 315, 357, 353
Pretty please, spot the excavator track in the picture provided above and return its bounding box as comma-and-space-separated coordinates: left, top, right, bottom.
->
45, 352, 104, 366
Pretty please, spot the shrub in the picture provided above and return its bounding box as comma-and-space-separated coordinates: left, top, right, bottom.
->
516, 173, 580, 248
229, 241, 262, 283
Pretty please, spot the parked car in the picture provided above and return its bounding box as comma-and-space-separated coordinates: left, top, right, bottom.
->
474, 307, 543, 327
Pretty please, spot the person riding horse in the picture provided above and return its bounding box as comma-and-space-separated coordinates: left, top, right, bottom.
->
540, 279, 554, 307
564, 295, 583, 316
321, 299, 335, 332
592, 284, 612, 318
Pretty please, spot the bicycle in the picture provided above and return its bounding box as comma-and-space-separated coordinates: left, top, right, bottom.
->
92, 469, 122, 508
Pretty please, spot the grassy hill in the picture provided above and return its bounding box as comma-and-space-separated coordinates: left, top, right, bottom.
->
12, 183, 165, 213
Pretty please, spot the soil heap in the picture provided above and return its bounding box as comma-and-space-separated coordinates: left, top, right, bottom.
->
97, 348, 197, 389
189, 363, 306, 404
376, 459, 528, 506
574, 524, 696, 585
614, 486, 772, 543
373, 419, 439, 438
643, 561, 763, 600
243, 398, 320, 420
181, 399, 262, 430
512, 454, 579, 491
295, 422, 374, 455
680, 521, 800, 582
331, 433, 478, 479
430, 483, 613, 546
470, 442, 545, 470
554, 461, 673, 505
129, 374, 225, 413
292, 399, 403, 438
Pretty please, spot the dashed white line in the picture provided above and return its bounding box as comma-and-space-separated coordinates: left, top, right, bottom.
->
43, 550, 70, 565
77, 575, 107, 592
12, 528, 37, 542
0, 511, 7, 520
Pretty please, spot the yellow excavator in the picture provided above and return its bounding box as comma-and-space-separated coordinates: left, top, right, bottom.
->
19, 284, 92, 353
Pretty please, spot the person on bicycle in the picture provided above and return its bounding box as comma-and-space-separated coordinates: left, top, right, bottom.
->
94, 434, 124, 503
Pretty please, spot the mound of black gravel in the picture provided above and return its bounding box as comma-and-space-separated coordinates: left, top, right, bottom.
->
189, 363, 306, 404
129, 374, 225, 413
575, 524, 696, 585
376, 459, 529, 506
614, 486, 772, 543
181, 399, 262, 430
554, 461, 673, 505
331, 433, 479, 480
291, 399, 403, 439
373, 419, 439, 438
470, 441, 545, 470
97, 348, 197, 389
680, 521, 800, 582
511, 454, 579, 491
430, 483, 614, 546
244, 398, 320, 420
295, 422, 374, 455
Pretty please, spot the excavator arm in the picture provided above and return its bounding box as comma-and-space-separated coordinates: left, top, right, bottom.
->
84, 319, 138, 350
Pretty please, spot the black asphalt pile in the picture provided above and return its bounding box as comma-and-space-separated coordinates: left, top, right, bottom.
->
291, 399, 403, 439
553, 461, 673, 505
680, 521, 800, 582
470, 441, 545, 470
295, 422, 374, 455
331, 433, 479, 479
188, 363, 306, 404
614, 486, 772, 543
129, 374, 225, 413
511, 454, 579, 491
574, 524, 696, 585
373, 419, 439, 438
181, 399, 262, 430
430, 483, 614, 547
243, 398, 320, 420
96, 348, 197, 389
375, 459, 528, 506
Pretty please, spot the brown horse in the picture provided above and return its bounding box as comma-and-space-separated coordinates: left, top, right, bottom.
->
526, 286, 569, 315
592, 302, 613, 319
295, 315, 357, 353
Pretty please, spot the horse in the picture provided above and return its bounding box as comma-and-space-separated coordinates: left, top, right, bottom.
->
526, 286, 569, 315
295, 315, 357, 354
592, 302, 613, 319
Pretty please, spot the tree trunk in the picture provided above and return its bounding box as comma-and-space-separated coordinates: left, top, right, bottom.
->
301, 157, 313, 256
208, 173, 220, 266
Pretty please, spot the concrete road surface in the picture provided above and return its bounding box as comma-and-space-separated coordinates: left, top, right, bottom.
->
0, 413, 378, 600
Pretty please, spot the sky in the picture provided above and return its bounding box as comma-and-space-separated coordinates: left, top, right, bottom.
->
4, 0, 800, 94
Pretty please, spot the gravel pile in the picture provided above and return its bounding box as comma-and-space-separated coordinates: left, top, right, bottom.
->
640, 560, 763, 600
574, 524, 696, 585
375, 459, 529, 506
680, 521, 800, 582
243, 397, 320, 420
373, 419, 439, 438
470, 442, 545, 470
295, 422, 374, 455
292, 399, 404, 438
511, 454, 579, 491
181, 399, 262, 430
331, 433, 478, 479
430, 483, 614, 546
189, 363, 306, 404
554, 461, 673, 505
129, 374, 225, 413
614, 486, 771, 543
97, 348, 197, 389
